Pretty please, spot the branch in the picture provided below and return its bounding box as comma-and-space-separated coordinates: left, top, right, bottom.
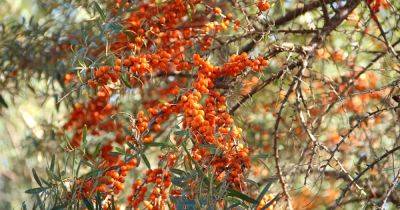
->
271, 61, 306, 210
229, 60, 301, 115
240, 0, 338, 53
364, 0, 400, 60
321, 106, 398, 178
230, 0, 362, 115
380, 169, 400, 209
331, 145, 400, 209
311, 38, 400, 130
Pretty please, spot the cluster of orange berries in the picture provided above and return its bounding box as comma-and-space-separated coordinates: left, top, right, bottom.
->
128, 179, 147, 208
88, 66, 121, 88
64, 87, 139, 201
72, 148, 136, 207
220, 53, 268, 76
72, 158, 137, 208
158, 81, 181, 96
193, 53, 267, 81
73, 178, 96, 199
111, 0, 197, 55
96, 158, 138, 195
64, 88, 123, 148
135, 102, 179, 144
178, 51, 269, 188
181, 90, 238, 144
127, 169, 172, 209
64, 0, 272, 208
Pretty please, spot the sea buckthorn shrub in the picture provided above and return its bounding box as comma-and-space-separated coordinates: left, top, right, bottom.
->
13, 0, 400, 209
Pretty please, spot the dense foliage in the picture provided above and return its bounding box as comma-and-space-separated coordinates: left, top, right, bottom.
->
0, 0, 400, 209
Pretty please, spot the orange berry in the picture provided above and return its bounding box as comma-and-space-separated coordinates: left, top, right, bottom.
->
143, 136, 154, 143
214, 7, 222, 15
257, 1, 270, 11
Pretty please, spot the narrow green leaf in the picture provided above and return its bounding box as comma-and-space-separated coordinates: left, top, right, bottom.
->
174, 130, 188, 136
0, 95, 8, 108
25, 187, 48, 194
109, 151, 123, 156
76, 159, 82, 177
171, 177, 186, 187
170, 168, 187, 176
110, 195, 116, 210
108, 22, 124, 33
115, 147, 125, 154
141, 154, 152, 169
47, 167, 61, 181
120, 74, 132, 88
227, 189, 257, 204
52, 203, 68, 210
227, 201, 242, 209
77, 68, 84, 83
83, 169, 101, 179
50, 154, 55, 172
145, 142, 172, 148
34, 194, 45, 209
82, 124, 88, 146
254, 180, 275, 207
41, 179, 52, 187
81, 160, 94, 168
127, 142, 136, 150
22, 202, 27, 210
95, 193, 102, 209
83, 198, 94, 210
183, 146, 210, 185
275, 0, 285, 15
32, 168, 43, 187
93, 2, 106, 21
251, 153, 271, 160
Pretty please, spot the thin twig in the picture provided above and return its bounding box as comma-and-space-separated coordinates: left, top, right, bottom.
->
379, 168, 400, 209
331, 145, 400, 209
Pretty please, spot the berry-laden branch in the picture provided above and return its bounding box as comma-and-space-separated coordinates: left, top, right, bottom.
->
24, 0, 397, 209
62, 1, 271, 208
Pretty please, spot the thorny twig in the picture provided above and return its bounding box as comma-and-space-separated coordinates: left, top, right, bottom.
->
271, 59, 307, 210
331, 145, 400, 209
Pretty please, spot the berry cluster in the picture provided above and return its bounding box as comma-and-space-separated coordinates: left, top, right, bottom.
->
127, 169, 172, 209
64, 0, 269, 208
64, 88, 122, 148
